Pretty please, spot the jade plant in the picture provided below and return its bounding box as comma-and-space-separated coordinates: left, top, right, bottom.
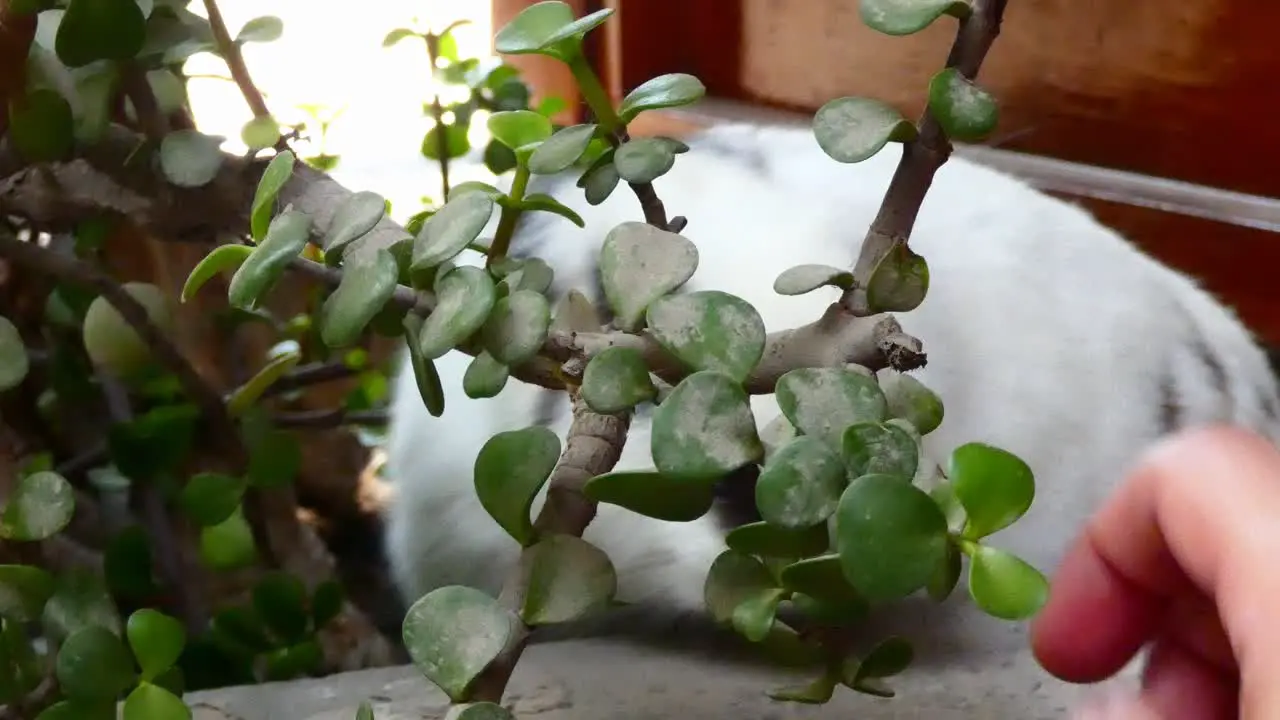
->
0, 0, 1037, 717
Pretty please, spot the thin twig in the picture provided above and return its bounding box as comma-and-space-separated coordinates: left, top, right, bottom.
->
841, 0, 1010, 316
425, 34, 451, 204
260, 360, 360, 399
201, 0, 290, 153
271, 407, 387, 429
120, 63, 170, 141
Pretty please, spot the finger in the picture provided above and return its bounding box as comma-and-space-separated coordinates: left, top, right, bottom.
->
1138, 636, 1238, 720
1032, 424, 1280, 715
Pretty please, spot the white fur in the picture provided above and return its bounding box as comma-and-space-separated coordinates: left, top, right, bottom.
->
380, 122, 1280, 659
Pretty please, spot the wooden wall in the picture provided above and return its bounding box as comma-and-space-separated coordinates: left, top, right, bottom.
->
491, 0, 1280, 342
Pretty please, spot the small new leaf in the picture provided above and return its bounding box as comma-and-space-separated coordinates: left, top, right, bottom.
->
125, 609, 185, 681
773, 264, 855, 296
948, 442, 1035, 540
487, 110, 553, 153
181, 244, 252, 303
866, 240, 929, 313
250, 151, 296, 242
880, 372, 945, 435
226, 347, 301, 416
859, 0, 973, 36
618, 73, 707, 123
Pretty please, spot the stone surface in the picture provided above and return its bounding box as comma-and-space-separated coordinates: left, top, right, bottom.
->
184, 634, 1141, 720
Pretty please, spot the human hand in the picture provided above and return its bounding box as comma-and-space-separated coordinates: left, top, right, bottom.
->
1030, 425, 1280, 719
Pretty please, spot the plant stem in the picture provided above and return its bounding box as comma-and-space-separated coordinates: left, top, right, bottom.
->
425, 33, 452, 204
202, 0, 289, 151
567, 54, 620, 133
486, 164, 530, 265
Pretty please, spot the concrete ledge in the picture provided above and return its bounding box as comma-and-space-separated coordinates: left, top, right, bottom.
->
184, 636, 1140, 719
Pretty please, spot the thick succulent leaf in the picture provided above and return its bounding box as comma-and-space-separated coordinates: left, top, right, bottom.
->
948, 442, 1035, 540
412, 193, 495, 272
650, 371, 763, 483
880, 372, 944, 435
775, 367, 888, 449
473, 426, 561, 546
462, 352, 509, 399
613, 137, 688, 184
841, 421, 920, 481
158, 130, 225, 188
0, 316, 30, 392
520, 534, 617, 625
417, 266, 497, 360
928, 67, 999, 141
860, 0, 973, 35
228, 209, 312, 310
754, 436, 845, 529
528, 123, 598, 174
967, 545, 1048, 620
835, 473, 950, 603
1, 471, 75, 541
402, 586, 519, 702
318, 249, 400, 348
618, 73, 707, 123
866, 240, 929, 313
181, 244, 252, 303
813, 97, 917, 164
598, 221, 698, 331
646, 290, 766, 384
773, 264, 854, 296
249, 150, 296, 242
582, 470, 714, 522
580, 346, 656, 414
402, 315, 446, 417
321, 190, 387, 265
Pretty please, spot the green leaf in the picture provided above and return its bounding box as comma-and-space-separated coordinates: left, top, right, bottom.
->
0, 316, 29, 393
841, 421, 919, 481
845, 635, 913, 695
835, 473, 950, 603
250, 150, 296, 242
67, 64, 117, 144
310, 580, 344, 629
321, 190, 387, 264
866, 240, 929, 313
178, 472, 246, 527
769, 673, 838, 704
0, 565, 55, 622
754, 436, 845, 530
474, 426, 561, 546
775, 367, 888, 449
731, 586, 785, 642
860, 0, 973, 36
486, 110, 553, 153
927, 541, 963, 602
421, 124, 471, 161
453, 703, 516, 720
967, 545, 1048, 620
479, 289, 551, 365
582, 470, 715, 522
528, 123, 598, 174
262, 639, 323, 681
126, 609, 185, 681
578, 153, 620, 205
510, 193, 584, 227
520, 534, 617, 625
617, 73, 706, 123
240, 115, 280, 150
702, 550, 775, 625
403, 315, 446, 416
493, 1, 613, 60
813, 97, 917, 164
226, 347, 301, 416
146, 69, 187, 115
253, 572, 309, 644
651, 371, 763, 483
402, 586, 519, 702
42, 570, 121, 643
772, 264, 854, 296
55, 0, 146, 68
122, 682, 191, 720
580, 346, 656, 413
103, 525, 157, 603
198, 507, 257, 570
35, 700, 115, 720
319, 249, 400, 348
246, 428, 302, 488
779, 554, 869, 618
235, 15, 283, 44
416, 266, 497, 360
949, 442, 1035, 540
228, 209, 312, 310
382, 27, 420, 48
1, 471, 75, 541
462, 351, 509, 399
880, 372, 944, 435
598, 221, 699, 331
8, 89, 74, 162
613, 137, 688, 184
158, 130, 225, 188
646, 290, 766, 384
412, 193, 495, 272
56, 625, 136, 700
181, 244, 252, 303
725, 521, 829, 558
928, 67, 998, 141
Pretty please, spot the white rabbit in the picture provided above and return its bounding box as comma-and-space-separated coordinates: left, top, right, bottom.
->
379, 121, 1280, 661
